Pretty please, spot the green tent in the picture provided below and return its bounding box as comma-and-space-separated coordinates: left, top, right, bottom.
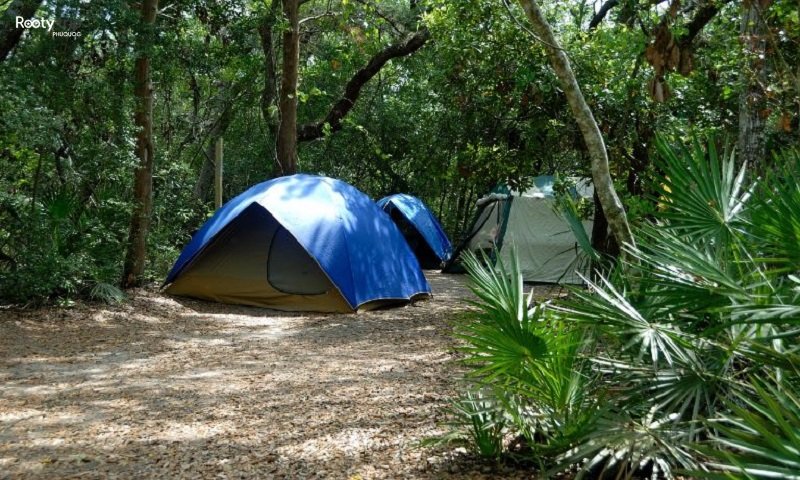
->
444, 176, 594, 284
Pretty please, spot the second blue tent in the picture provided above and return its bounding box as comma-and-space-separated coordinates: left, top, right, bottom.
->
377, 194, 452, 269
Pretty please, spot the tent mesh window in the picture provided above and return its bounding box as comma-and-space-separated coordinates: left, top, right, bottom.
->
267, 226, 330, 295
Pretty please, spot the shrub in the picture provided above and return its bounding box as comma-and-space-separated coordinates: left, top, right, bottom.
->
441, 138, 800, 479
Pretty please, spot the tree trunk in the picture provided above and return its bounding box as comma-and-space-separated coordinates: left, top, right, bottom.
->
259, 0, 282, 168
0, 0, 43, 62
194, 98, 234, 202
452, 179, 467, 238
122, 0, 159, 288
276, 0, 300, 175
590, 191, 620, 259
737, 0, 770, 170
516, 0, 634, 253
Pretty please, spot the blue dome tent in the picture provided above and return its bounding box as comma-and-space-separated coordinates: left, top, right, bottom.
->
165, 175, 431, 312
376, 194, 452, 269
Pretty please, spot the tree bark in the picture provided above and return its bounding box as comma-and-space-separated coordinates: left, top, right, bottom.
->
516, 0, 634, 252
0, 0, 44, 62
276, 0, 300, 175
297, 28, 430, 142
122, 0, 159, 288
590, 190, 620, 260
737, 0, 770, 170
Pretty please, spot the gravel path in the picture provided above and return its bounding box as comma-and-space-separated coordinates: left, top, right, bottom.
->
0, 272, 553, 479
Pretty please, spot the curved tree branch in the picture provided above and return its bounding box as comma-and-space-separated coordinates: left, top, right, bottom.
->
297, 28, 430, 142
678, 0, 730, 48
588, 0, 619, 31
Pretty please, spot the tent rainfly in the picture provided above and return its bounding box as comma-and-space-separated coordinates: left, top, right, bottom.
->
165, 174, 431, 312
376, 194, 453, 269
443, 176, 594, 284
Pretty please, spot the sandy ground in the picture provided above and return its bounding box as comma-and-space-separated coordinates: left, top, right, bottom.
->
0, 272, 563, 479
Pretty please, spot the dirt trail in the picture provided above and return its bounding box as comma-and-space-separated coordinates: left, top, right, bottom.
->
0, 272, 556, 479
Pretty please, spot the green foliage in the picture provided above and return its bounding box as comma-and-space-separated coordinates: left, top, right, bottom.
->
3, 0, 797, 305
445, 138, 800, 478
434, 249, 601, 470
748, 151, 800, 273
451, 389, 508, 459
1, 1, 799, 476
553, 177, 601, 279
694, 378, 800, 480
654, 136, 751, 245
0, 0, 793, 341
90, 282, 126, 305
459, 250, 547, 380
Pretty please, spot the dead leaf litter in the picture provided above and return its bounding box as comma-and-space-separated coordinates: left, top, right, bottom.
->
1, 272, 564, 479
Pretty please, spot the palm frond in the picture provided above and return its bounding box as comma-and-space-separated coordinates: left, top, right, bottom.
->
655, 136, 752, 245
694, 378, 800, 480
631, 226, 754, 309
554, 410, 701, 480
458, 250, 547, 380
555, 275, 693, 368
90, 281, 126, 304
556, 190, 601, 263
747, 150, 800, 273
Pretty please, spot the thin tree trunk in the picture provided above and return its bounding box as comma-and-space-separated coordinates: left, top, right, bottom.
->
122, 0, 159, 288
29, 152, 44, 217
0, 0, 43, 62
194, 89, 235, 203
437, 188, 447, 220
590, 191, 620, 260
462, 184, 477, 234
276, 0, 300, 175
516, 0, 634, 253
626, 115, 653, 197
453, 180, 468, 239
737, 0, 770, 170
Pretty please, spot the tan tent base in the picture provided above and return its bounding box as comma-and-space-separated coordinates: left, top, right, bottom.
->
166, 285, 431, 314
166, 276, 354, 313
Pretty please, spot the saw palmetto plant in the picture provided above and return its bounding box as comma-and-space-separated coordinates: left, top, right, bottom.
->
445, 139, 800, 479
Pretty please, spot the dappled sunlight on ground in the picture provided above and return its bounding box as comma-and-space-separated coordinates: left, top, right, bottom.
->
0, 272, 545, 479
